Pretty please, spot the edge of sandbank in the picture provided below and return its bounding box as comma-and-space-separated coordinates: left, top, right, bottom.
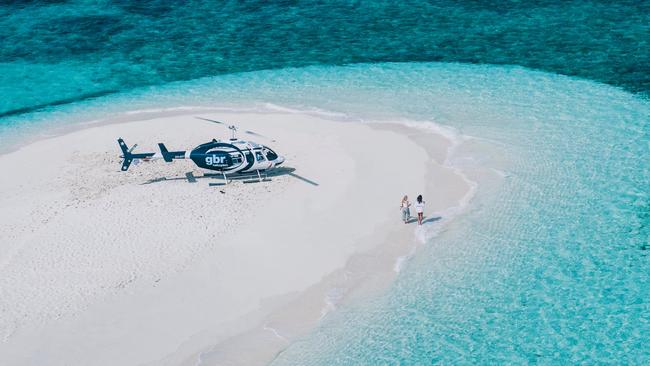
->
163, 120, 476, 366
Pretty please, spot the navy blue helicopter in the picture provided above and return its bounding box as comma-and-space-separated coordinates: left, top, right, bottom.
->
118, 117, 285, 179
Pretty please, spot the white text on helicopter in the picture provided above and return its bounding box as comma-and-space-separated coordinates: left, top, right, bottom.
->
205, 154, 228, 166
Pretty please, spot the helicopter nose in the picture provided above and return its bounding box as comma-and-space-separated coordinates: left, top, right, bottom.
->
275, 156, 285, 165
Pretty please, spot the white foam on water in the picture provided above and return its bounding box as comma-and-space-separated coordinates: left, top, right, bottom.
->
263, 324, 290, 343
123, 106, 215, 115
320, 287, 347, 320
261, 102, 353, 121
394, 244, 418, 273
387, 118, 467, 150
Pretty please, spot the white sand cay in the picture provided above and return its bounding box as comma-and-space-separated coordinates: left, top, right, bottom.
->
0, 111, 471, 365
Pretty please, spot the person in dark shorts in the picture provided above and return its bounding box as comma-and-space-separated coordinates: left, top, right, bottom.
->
414, 195, 425, 225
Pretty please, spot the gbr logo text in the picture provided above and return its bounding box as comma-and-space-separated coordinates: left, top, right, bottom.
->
205, 154, 228, 166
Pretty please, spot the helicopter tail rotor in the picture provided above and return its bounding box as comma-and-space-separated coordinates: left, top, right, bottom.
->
118, 138, 155, 171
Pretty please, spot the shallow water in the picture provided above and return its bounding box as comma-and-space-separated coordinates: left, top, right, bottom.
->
248, 64, 649, 365
248, 69, 639, 365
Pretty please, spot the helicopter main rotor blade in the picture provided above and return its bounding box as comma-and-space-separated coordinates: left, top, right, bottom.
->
195, 116, 227, 125
128, 143, 138, 153
244, 130, 276, 142
196, 117, 276, 142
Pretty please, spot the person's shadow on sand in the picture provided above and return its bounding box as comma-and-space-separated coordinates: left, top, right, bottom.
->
405, 216, 441, 224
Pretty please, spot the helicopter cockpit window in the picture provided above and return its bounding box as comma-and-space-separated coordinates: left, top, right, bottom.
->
263, 148, 278, 161
255, 151, 266, 162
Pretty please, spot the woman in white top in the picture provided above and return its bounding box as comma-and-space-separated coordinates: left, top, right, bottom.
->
414, 194, 425, 225
400, 195, 411, 224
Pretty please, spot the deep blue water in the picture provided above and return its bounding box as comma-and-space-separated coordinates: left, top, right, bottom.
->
0, 1, 649, 365
0, 0, 649, 118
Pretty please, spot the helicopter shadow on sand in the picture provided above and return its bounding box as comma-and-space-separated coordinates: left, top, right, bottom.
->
141, 166, 319, 187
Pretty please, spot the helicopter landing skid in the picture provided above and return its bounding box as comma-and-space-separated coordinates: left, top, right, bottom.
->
208, 172, 231, 186
243, 170, 271, 183
207, 170, 271, 185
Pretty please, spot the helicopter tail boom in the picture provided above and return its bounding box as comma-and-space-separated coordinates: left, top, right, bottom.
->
118, 138, 155, 171
158, 143, 186, 162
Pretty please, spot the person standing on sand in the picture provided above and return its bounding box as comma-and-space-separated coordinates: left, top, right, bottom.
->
415, 195, 425, 225
400, 195, 411, 224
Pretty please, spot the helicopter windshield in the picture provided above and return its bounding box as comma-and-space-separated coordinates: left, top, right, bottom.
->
263, 147, 278, 161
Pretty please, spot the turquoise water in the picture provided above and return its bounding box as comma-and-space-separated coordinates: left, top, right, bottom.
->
1, 1, 649, 365
0, 0, 648, 118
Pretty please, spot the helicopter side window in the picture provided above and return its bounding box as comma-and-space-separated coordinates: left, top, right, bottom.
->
255, 151, 266, 162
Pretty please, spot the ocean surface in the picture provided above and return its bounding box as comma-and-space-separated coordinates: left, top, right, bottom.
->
1, 1, 649, 365
1, 0, 649, 119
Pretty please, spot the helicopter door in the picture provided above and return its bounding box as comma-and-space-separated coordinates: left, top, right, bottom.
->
255, 151, 266, 162
230, 151, 244, 165
233, 151, 255, 173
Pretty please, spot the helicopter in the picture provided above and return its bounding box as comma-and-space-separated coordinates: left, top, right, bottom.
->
117, 117, 285, 182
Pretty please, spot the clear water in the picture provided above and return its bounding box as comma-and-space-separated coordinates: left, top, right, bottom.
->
1, 1, 649, 365
0, 0, 649, 118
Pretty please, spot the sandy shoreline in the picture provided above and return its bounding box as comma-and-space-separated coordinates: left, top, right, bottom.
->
0, 111, 471, 365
